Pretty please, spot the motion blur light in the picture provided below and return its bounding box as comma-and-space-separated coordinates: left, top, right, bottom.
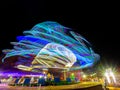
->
2, 21, 100, 72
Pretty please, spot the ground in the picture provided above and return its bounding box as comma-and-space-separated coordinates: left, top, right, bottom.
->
0, 82, 103, 90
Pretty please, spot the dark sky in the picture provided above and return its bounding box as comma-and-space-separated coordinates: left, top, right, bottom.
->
0, 1, 120, 65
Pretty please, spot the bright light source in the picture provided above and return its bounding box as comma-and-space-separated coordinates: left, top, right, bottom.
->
65, 63, 72, 68
110, 71, 116, 83
83, 75, 86, 78
44, 76, 47, 79
105, 68, 116, 84
43, 72, 46, 74
105, 72, 111, 83
39, 75, 42, 78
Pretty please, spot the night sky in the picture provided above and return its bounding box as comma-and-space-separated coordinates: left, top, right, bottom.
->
0, 1, 119, 65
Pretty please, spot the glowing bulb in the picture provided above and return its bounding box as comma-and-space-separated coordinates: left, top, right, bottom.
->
43, 72, 46, 74
39, 75, 42, 78
83, 75, 86, 78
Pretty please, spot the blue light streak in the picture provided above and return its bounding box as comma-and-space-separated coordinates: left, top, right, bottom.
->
2, 21, 100, 71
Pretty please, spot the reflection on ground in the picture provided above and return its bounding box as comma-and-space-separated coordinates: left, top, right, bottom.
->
0, 82, 103, 90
